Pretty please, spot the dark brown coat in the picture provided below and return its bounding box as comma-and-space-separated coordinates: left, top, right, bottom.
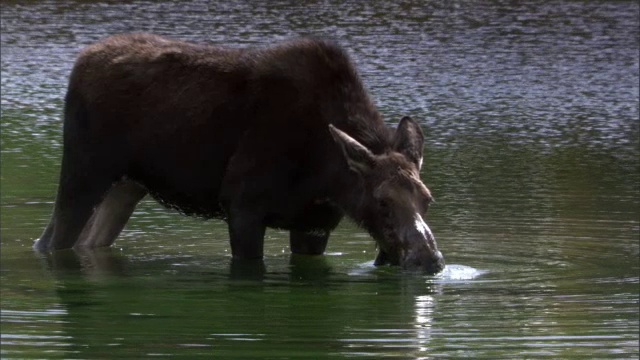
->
35, 34, 444, 274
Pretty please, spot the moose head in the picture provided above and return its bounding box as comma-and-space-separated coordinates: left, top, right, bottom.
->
329, 116, 445, 274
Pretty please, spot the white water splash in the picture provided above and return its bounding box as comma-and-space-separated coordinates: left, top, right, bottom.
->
435, 264, 486, 281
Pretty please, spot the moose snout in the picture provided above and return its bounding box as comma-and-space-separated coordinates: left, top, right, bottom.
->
401, 214, 445, 274
402, 246, 445, 275
375, 243, 445, 275
425, 250, 445, 275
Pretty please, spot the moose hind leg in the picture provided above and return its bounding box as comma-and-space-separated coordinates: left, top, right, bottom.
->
35, 222, 55, 252
290, 230, 329, 255
75, 180, 147, 249
35, 172, 117, 251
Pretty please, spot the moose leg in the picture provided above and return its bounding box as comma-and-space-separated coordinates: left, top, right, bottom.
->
37, 222, 55, 251
290, 230, 329, 255
35, 174, 115, 251
34, 139, 128, 252
227, 212, 267, 279
75, 180, 147, 249
221, 182, 267, 259
227, 210, 266, 259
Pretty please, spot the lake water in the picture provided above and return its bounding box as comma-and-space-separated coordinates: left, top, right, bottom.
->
1, 0, 638, 358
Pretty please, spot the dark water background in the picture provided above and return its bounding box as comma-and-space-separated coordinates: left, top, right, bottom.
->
1, 1, 638, 358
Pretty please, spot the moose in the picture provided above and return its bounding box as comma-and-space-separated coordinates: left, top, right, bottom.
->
34, 34, 445, 274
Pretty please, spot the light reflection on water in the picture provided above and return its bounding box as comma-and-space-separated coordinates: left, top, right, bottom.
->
1, 0, 638, 358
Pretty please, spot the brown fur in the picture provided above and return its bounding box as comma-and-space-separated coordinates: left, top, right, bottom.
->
35, 34, 444, 274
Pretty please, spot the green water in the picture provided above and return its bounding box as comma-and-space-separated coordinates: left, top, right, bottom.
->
1, 1, 638, 358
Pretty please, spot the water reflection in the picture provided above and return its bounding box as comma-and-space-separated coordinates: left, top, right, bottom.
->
29, 248, 451, 358
337, 282, 442, 358
413, 294, 435, 355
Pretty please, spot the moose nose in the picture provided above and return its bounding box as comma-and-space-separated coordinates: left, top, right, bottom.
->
409, 213, 445, 274
402, 249, 445, 275
401, 243, 445, 274
427, 250, 445, 275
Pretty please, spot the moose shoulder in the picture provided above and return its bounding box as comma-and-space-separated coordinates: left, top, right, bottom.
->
35, 34, 445, 274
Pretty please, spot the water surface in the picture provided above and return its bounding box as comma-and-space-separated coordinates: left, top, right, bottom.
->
1, 1, 638, 358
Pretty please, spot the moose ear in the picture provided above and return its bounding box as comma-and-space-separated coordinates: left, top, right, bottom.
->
328, 124, 376, 174
393, 116, 424, 170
